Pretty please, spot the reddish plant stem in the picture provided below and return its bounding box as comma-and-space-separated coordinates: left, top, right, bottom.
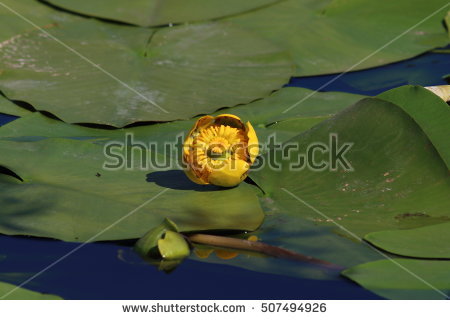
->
187, 233, 342, 270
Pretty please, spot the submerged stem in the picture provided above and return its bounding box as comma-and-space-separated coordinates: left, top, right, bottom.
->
187, 233, 342, 270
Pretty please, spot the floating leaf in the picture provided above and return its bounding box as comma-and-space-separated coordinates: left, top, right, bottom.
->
0, 0, 80, 42
0, 137, 264, 242
44, 0, 280, 27
226, 0, 449, 76
250, 86, 450, 238
0, 112, 189, 146
342, 259, 450, 299
0, 19, 293, 126
190, 86, 450, 290
365, 222, 450, 259
378, 85, 450, 169
0, 87, 364, 144
445, 11, 450, 37
0, 281, 62, 300
219, 87, 365, 126
0, 95, 29, 117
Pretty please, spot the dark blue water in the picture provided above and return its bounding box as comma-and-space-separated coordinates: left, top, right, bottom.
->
288, 50, 450, 95
0, 235, 377, 299
0, 114, 17, 126
0, 50, 448, 300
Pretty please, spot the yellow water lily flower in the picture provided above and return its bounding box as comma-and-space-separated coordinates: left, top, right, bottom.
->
183, 114, 259, 187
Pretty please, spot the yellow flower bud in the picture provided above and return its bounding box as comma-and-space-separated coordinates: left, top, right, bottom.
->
183, 114, 259, 187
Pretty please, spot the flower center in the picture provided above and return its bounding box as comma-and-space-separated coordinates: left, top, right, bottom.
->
190, 124, 248, 176
207, 145, 229, 160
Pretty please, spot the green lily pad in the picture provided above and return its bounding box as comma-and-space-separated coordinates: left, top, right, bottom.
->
44, 0, 280, 27
193, 86, 450, 291
342, 259, 450, 299
0, 137, 264, 242
225, 0, 449, 76
0, 95, 30, 117
0, 281, 62, 300
0, 111, 265, 242
0, 87, 364, 144
445, 11, 450, 37
0, 19, 293, 126
212, 87, 364, 143
0, 0, 80, 42
0, 111, 190, 147
365, 222, 450, 259
378, 86, 450, 169
250, 85, 450, 238
219, 87, 365, 126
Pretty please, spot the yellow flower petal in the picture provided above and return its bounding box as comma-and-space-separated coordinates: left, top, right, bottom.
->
245, 121, 259, 164
214, 114, 245, 130
183, 114, 257, 187
208, 159, 249, 187
183, 116, 214, 157
184, 166, 209, 185
215, 114, 241, 120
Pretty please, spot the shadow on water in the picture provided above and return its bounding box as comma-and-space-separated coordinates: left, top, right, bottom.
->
146, 169, 225, 192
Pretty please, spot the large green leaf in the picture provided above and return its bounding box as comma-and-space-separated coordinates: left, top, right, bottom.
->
0, 111, 189, 146
445, 11, 450, 37
0, 0, 80, 42
0, 95, 30, 117
0, 87, 364, 144
198, 86, 450, 288
218, 87, 365, 126
342, 259, 450, 299
250, 86, 450, 238
365, 222, 450, 259
225, 0, 449, 76
0, 281, 62, 300
378, 85, 450, 169
44, 0, 280, 27
0, 137, 264, 242
0, 85, 365, 268
0, 19, 293, 126
190, 86, 450, 293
